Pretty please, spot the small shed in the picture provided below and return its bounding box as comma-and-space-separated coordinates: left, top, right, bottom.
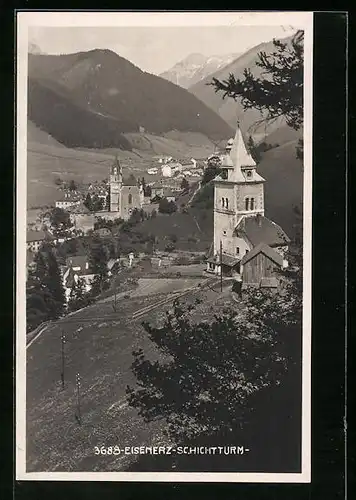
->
241, 243, 283, 285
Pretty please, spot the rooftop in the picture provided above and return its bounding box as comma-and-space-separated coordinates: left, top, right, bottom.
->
241, 242, 284, 267
207, 253, 240, 267
236, 215, 290, 248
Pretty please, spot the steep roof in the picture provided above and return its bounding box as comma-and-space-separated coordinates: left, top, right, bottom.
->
214, 124, 265, 183
241, 242, 284, 267
207, 252, 240, 267
230, 125, 256, 168
236, 215, 290, 247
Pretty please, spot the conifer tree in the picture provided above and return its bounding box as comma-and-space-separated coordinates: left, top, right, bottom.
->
68, 277, 88, 312
210, 31, 304, 131
89, 239, 110, 295
26, 244, 66, 329
84, 193, 93, 211
126, 254, 303, 469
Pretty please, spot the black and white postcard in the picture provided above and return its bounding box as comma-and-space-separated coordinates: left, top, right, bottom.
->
16, 11, 313, 482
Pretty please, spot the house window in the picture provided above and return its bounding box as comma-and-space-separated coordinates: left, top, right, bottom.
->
250, 197, 255, 210
245, 197, 249, 210
245, 249, 249, 254
128, 194, 133, 205
221, 197, 225, 208
246, 170, 252, 178
223, 230, 227, 236
236, 247, 240, 255
225, 198, 229, 209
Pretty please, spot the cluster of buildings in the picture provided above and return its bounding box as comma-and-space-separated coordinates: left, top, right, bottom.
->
27, 125, 291, 297
147, 156, 204, 179
206, 125, 290, 290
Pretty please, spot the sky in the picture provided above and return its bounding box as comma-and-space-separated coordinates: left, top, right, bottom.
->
28, 25, 297, 75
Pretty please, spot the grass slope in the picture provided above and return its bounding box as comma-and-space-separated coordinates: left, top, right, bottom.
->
257, 139, 303, 237
28, 50, 233, 149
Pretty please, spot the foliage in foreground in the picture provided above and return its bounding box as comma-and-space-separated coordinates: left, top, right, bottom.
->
26, 243, 66, 331
126, 253, 302, 447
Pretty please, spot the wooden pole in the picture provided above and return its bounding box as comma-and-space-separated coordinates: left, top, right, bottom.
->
113, 276, 117, 312
60, 332, 66, 390
220, 240, 223, 292
76, 373, 82, 425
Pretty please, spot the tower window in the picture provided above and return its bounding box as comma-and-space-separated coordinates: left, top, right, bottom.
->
225, 198, 229, 209
236, 247, 240, 255
250, 198, 255, 210
128, 194, 133, 205
246, 170, 252, 178
223, 230, 227, 236
245, 197, 249, 211
221, 197, 225, 208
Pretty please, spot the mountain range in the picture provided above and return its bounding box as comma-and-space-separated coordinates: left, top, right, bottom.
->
28, 49, 233, 150
159, 52, 241, 89
189, 35, 302, 143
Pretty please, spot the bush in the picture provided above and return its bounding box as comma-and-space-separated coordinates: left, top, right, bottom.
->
159, 198, 177, 214
165, 242, 175, 252
169, 234, 178, 243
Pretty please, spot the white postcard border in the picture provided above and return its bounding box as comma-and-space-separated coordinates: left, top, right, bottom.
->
16, 10, 314, 483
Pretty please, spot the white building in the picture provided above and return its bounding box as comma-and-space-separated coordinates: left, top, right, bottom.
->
206, 124, 290, 280
55, 191, 82, 210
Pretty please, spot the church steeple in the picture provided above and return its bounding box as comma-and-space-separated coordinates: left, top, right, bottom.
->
220, 122, 261, 183
110, 155, 122, 212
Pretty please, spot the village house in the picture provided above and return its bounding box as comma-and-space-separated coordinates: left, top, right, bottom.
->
240, 242, 288, 287
55, 191, 82, 210
107, 258, 121, 276
67, 202, 96, 234
163, 188, 176, 203
206, 123, 290, 288
147, 167, 158, 175
62, 255, 95, 301
161, 162, 183, 178
151, 183, 165, 199
26, 229, 55, 252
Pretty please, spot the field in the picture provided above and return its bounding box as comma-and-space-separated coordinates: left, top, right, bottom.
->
26, 273, 230, 472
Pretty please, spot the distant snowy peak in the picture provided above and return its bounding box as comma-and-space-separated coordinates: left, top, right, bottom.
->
160, 52, 241, 89
28, 42, 44, 55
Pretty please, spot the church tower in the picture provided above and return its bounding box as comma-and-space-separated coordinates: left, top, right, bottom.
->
110, 157, 122, 212
212, 123, 266, 265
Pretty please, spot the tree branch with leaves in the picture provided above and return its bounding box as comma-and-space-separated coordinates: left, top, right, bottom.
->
209, 31, 304, 132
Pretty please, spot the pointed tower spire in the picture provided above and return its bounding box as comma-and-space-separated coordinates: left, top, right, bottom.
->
229, 122, 256, 170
